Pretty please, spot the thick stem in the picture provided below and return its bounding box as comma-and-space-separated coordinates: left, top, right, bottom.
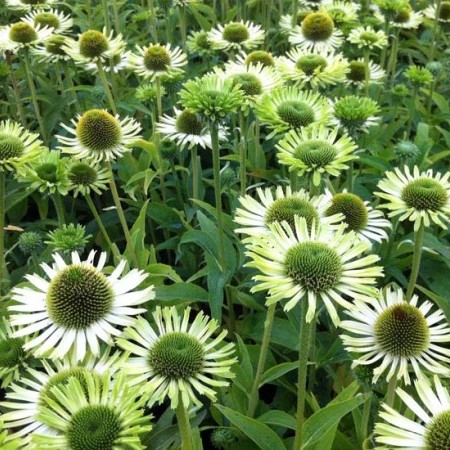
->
179, 6, 187, 51
239, 111, 247, 196
363, 48, 370, 97
388, 28, 400, 86
385, 376, 397, 408
53, 194, 66, 227
23, 49, 46, 143
0, 171, 5, 295
106, 162, 139, 267
290, 171, 298, 191
85, 193, 120, 260
293, 301, 314, 450
101, 0, 111, 34
429, 0, 442, 61
7, 56, 27, 126
406, 88, 417, 138
155, 77, 167, 203
347, 160, 354, 193
292, 0, 298, 27
191, 146, 200, 201
211, 122, 226, 271
405, 221, 424, 301
247, 303, 276, 418
169, 159, 184, 206
359, 394, 372, 447
97, 61, 117, 114
176, 400, 194, 450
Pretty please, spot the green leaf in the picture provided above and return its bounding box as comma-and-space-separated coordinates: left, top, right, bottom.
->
215, 405, 286, 450
154, 283, 209, 304
261, 362, 298, 387
233, 334, 254, 395
125, 200, 149, 268
258, 410, 296, 430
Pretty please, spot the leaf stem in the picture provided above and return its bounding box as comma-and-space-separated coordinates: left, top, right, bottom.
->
405, 221, 424, 301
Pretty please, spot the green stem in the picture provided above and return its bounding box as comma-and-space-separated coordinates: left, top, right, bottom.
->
148, 0, 158, 41
97, 61, 117, 114
406, 88, 417, 138
179, 6, 187, 51
292, 0, 298, 27
23, 49, 46, 143
405, 221, 424, 301
247, 303, 277, 418
347, 160, 354, 193
155, 77, 163, 119
155, 78, 167, 203
63, 62, 80, 113
426, 78, 437, 114
7, 57, 27, 126
106, 162, 139, 267
293, 302, 314, 450
363, 48, 370, 97
0, 171, 5, 296
290, 171, 298, 191
211, 122, 226, 271
388, 28, 400, 86
385, 376, 397, 408
53, 194, 66, 227
239, 111, 247, 196
169, 159, 184, 206
85, 193, 120, 260
176, 400, 194, 450
191, 146, 200, 201
101, 0, 111, 34
429, 0, 442, 61
359, 394, 372, 447
112, 0, 121, 32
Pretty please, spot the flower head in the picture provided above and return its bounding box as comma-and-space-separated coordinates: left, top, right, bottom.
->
276, 126, 357, 185
46, 224, 91, 254
319, 1, 360, 24
56, 109, 142, 163
376, 375, 450, 448
246, 217, 383, 325
33, 372, 151, 449
405, 65, 434, 88
5, 0, 56, 11
424, 1, 450, 22
376, 165, 450, 230
236, 50, 276, 67
376, 5, 423, 28
348, 26, 388, 49
129, 42, 187, 80
68, 160, 109, 197
187, 30, 214, 56
23, 8, 73, 34
0, 120, 42, 172
345, 59, 385, 87
117, 306, 237, 409
9, 251, 155, 361
208, 20, 264, 52
289, 12, 344, 52
179, 74, 245, 122
0, 21, 52, 52
255, 86, 331, 138
18, 231, 44, 255
32, 34, 71, 62
340, 288, 450, 384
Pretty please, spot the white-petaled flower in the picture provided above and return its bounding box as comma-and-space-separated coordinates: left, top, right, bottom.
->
279, 12, 312, 35
116, 306, 237, 409
0, 21, 52, 52
62, 28, 125, 65
157, 107, 227, 150
235, 50, 276, 68
85, 50, 131, 73
323, 190, 391, 244
376, 165, 450, 231
0, 318, 32, 389
186, 30, 215, 56
128, 42, 187, 80
276, 47, 349, 89
424, 1, 450, 23
320, 1, 360, 24
289, 12, 344, 52
208, 20, 264, 52
347, 26, 388, 49
0, 349, 125, 444
5, 0, 57, 11
56, 109, 142, 163
215, 61, 283, 108
246, 217, 383, 325
255, 86, 331, 138
276, 126, 357, 186
32, 34, 71, 62
67, 160, 110, 197
375, 7, 423, 28
0, 120, 42, 172
23, 9, 73, 34
33, 372, 151, 449
8, 251, 155, 361
340, 288, 450, 384
375, 375, 450, 448
234, 185, 339, 238
345, 58, 385, 87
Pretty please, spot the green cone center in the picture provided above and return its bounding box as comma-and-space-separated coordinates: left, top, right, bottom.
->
326, 193, 368, 231
359, 31, 379, 45
0, 134, 25, 161
277, 101, 315, 128
0, 338, 25, 368
425, 410, 450, 450
67, 405, 122, 450
245, 50, 274, 67
222, 23, 249, 43
144, 45, 171, 71
374, 303, 429, 358
301, 13, 334, 41
36, 163, 58, 183
439, 2, 450, 20
46, 264, 114, 329
347, 61, 367, 82
79, 30, 109, 58
149, 331, 205, 379
45, 35, 67, 55
401, 178, 448, 211
175, 109, 203, 135
284, 242, 342, 292
34, 13, 60, 29
9, 22, 37, 44
231, 73, 262, 96
69, 163, 98, 185
296, 55, 327, 76
265, 197, 319, 230
295, 139, 337, 167
394, 8, 411, 23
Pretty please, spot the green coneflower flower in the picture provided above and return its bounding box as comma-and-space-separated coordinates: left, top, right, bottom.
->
324, 190, 391, 244
331, 95, 380, 135
32, 34, 71, 62
45, 224, 92, 254
23, 8, 73, 34
276, 47, 349, 89
289, 12, 344, 52
16, 150, 71, 195
18, 230, 44, 255
0, 120, 42, 172
5, 0, 57, 11
157, 107, 227, 149
394, 140, 420, 164
347, 26, 388, 50
255, 86, 331, 138
187, 30, 214, 56
129, 42, 187, 80
9, 251, 155, 361
424, 1, 450, 22
234, 185, 338, 238
237, 50, 276, 67
376, 165, 450, 230
375, 5, 424, 28
63, 28, 125, 65
208, 20, 264, 52
246, 217, 383, 325
279, 11, 313, 34
0, 350, 124, 443
117, 306, 237, 409
33, 372, 151, 449
0, 422, 23, 450
56, 109, 142, 163
345, 59, 385, 88
85, 50, 131, 74
179, 74, 245, 122
340, 287, 450, 384
405, 65, 434, 88
211, 428, 238, 449
67, 160, 109, 197
319, 1, 360, 24
373, 0, 410, 17
0, 21, 52, 52
375, 376, 450, 448
276, 125, 357, 185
